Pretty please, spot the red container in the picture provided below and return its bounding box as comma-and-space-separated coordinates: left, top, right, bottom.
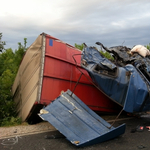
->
40, 34, 121, 112
12, 33, 121, 122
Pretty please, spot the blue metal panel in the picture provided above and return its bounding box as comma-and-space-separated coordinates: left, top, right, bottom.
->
88, 66, 128, 106
49, 39, 53, 46
39, 90, 126, 147
81, 46, 129, 106
123, 65, 149, 112
81, 46, 150, 113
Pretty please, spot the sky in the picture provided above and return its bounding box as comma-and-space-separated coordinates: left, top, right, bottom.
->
1, 0, 150, 50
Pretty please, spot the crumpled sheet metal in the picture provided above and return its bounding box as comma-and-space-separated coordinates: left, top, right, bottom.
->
39, 90, 126, 147
81, 44, 150, 113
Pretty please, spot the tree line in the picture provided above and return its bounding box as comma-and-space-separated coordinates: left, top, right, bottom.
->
0, 33, 27, 126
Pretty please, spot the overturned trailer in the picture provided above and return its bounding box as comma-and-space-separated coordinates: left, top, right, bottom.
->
12, 33, 121, 122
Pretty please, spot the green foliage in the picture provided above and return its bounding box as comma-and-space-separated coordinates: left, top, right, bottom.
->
100, 50, 114, 60
1, 117, 21, 127
14, 39, 26, 67
145, 43, 150, 50
74, 43, 84, 51
0, 33, 6, 52
0, 36, 27, 126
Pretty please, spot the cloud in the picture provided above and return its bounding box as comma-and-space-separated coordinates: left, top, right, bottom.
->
1, 0, 150, 50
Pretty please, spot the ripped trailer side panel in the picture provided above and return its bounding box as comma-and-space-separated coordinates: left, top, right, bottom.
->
39, 90, 126, 147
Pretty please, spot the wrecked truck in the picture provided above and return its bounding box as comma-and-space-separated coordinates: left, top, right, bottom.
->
81, 42, 150, 113
38, 42, 150, 147
12, 33, 121, 123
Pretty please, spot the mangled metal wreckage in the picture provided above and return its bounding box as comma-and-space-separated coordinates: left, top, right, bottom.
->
12, 33, 126, 147
13, 33, 150, 147
81, 42, 150, 113
39, 90, 126, 147
39, 42, 150, 147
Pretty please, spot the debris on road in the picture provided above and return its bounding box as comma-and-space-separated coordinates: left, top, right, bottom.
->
39, 90, 126, 147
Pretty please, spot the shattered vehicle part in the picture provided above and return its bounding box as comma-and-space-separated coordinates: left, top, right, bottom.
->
39, 90, 126, 147
131, 45, 150, 57
146, 126, 150, 131
130, 125, 144, 133
81, 43, 150, 113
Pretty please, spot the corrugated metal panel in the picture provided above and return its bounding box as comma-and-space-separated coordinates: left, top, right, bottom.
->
12, 34, 44, 121
39, 90, 126, 147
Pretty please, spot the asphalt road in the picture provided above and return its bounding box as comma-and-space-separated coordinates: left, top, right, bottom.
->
0, 115, 150, 150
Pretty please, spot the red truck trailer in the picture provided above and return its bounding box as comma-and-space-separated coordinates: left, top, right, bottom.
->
12, 33, 121, 122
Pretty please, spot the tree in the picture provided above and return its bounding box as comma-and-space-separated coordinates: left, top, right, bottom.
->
0, 49, 17, 123
0, 33, 6, 52
0, 38, 27, 126
14, 38, 27, 67
74, 43, 84, 51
